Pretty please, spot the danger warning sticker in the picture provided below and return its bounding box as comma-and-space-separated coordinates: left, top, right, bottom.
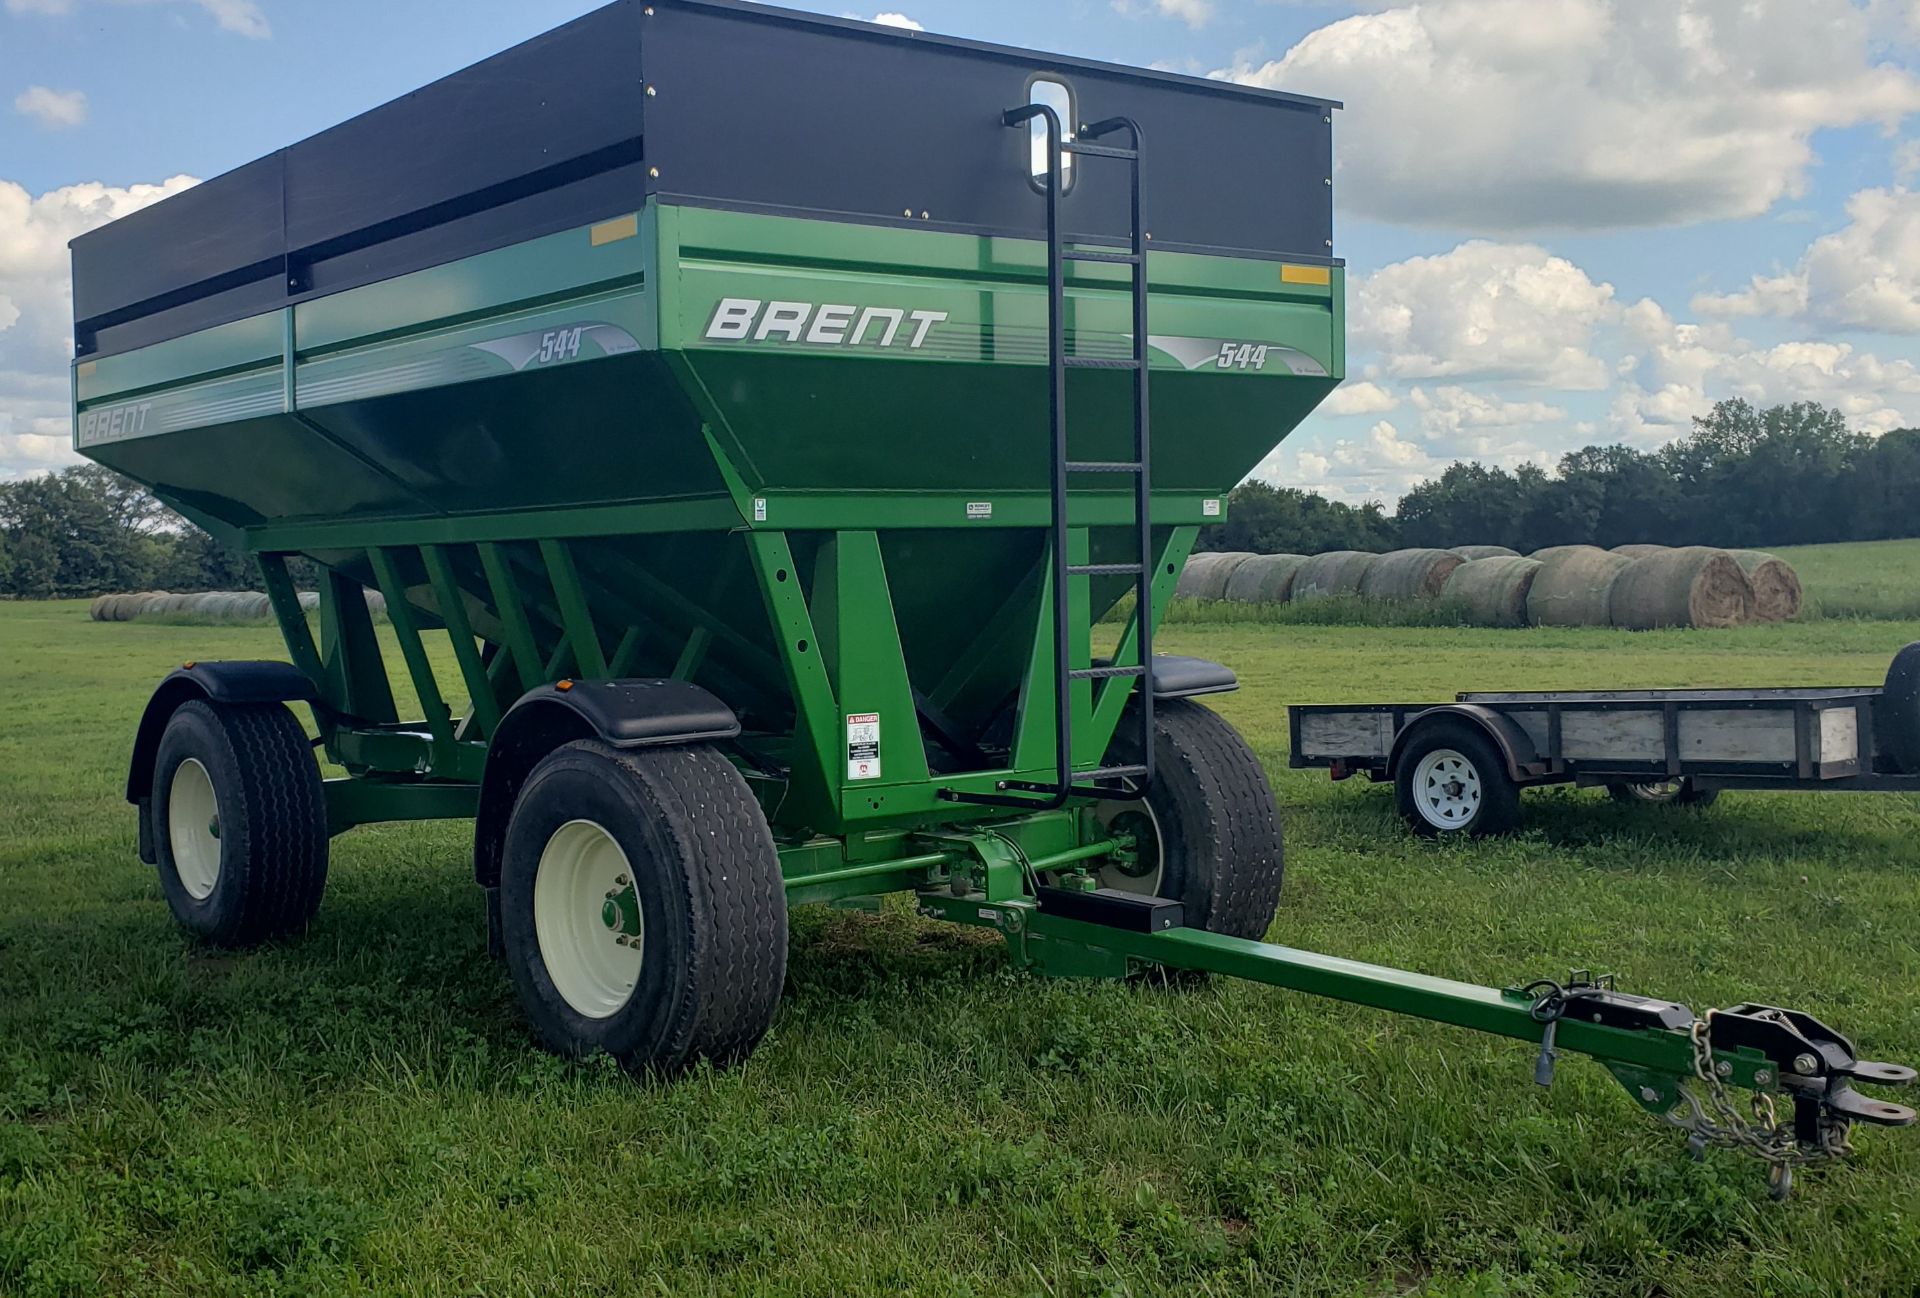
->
847, 713, 881, 781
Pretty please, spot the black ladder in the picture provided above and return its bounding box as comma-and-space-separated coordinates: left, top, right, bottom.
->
948, 105, 1155, 811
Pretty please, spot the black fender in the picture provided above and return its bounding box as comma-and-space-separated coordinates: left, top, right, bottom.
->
1387, 704, 1545, 785
126, 661, 321, 863
473, 679, 742, 889
1147, 654, 1238, 699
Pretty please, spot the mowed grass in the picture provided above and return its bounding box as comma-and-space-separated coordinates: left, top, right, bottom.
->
1772, 538, 1920, 622
3, 601, 1920, 1297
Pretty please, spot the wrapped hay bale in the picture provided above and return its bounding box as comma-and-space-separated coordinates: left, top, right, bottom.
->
1609, 546, 1754, 630
1728, 551, 1803, 622
1527, 546, 1633, 627
1442, 556, 1542, 628
1176, 552, 1254, 601
1292, 550, 1379, 602
1359, 548, 1464, 601
1610, 544, 1669, 560
1223, 553, 1311, 604
1449, 545, 1520, 560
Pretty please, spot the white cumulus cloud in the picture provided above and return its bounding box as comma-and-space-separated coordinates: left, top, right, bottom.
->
3, 0, 269, 37
1694, 187, 1920, 333
1352, 241, 1618, 389
1113, 0, 1215, 26
848, 10, 922, 30
1319, 380, 1397, 416
1220, 0, 1920, 232
13, 86, 88, 129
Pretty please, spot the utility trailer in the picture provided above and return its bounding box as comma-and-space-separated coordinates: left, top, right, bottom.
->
1292, 644, 1920, 837
73, 0, 1912, 1197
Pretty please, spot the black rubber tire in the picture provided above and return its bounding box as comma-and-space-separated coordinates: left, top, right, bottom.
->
1606, 779, 1720, 809
151, 699, 329, 945
1102, 699, 1285, 941
1394, 719, 1523, 839
499, 740, 788, 1075
1880, 643, 1920, 775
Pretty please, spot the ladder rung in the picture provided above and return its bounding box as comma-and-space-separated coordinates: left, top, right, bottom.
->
1066, 356, 1142, 370
1065, 460, 1143, 474
1064, 249, 1142, 265
1064, 141, 1138, 161
1076, 764, 1150, 782
1071, 665, 1148, 681
1068, 564, 1144, 577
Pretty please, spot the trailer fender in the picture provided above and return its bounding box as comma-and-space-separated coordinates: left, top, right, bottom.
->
126, 661, 321, 863
473, 680, 743, 889
1388, 705, 1545, 784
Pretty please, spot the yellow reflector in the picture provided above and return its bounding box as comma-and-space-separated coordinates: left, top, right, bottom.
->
591, 214, 640, 247
1281, 264, 1332, 287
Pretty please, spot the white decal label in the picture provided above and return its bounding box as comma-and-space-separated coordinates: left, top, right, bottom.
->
1203, 499, 1222, 517
753, 497, 768, 523
847, 713, 882, 782
966, 502, 993, 520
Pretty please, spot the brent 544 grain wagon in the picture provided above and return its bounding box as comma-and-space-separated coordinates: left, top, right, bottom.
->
74, 0, 1912, 1196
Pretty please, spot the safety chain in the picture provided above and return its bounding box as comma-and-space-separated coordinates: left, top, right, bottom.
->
1669, 1013, 1853, 1197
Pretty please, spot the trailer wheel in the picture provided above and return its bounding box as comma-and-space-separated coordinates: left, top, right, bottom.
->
1606, 778, 1719, 809
1882, 642, 1920, 775
151, 699, 329, 945
498, 739, 787, 1074
1394, 721, 1522, 838
1099, 699, 1284, 941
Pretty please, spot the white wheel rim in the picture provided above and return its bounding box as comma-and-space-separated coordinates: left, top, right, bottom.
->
168, 757, 222, 900
1412, 748, 1483, 831
534, 819, 644, 1019
1094, 800, 1165, 896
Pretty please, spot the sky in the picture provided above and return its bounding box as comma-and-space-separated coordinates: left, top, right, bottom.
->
2, 0, 1918, 506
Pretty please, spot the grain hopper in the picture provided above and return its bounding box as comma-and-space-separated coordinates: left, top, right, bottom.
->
73, 0, 1910, 1196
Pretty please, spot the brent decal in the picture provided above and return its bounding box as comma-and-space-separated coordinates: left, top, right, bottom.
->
704, 298, 950, 350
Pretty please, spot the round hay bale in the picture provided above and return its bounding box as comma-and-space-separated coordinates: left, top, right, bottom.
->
89, 594, 113, 621
362, 589, 388, 616
298, 591, 321, 611
1223, 553, 1311, 604
236, 593, 272, 620
1359, 549, 1464, 602
1176, 552, 1255, 601
1442, 556, 1543, 628
104, 593, 137, 621
1728, 550, 1803, 622
1293, 551, 1379, 602
1527, 546, 1633, 627
1610, 544, 1670, 560
1449, 545, 1520, 560
1609, 547, 1754, 630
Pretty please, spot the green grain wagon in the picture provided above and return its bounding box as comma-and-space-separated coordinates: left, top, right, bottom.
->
73, 0, 1912, 1197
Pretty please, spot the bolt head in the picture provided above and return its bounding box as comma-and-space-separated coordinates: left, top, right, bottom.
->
1716, 1061, 1734, 1077
1639, 1086, 1661, 1103
1755, 1069, 1774, 1087
1794, 1053, 1820, 1076
615, 875, 630, 887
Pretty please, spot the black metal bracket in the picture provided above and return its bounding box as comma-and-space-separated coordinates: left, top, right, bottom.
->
1708, 1003, 1917, 1132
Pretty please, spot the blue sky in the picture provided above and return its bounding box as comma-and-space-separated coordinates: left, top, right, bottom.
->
3, 0, 1918, 501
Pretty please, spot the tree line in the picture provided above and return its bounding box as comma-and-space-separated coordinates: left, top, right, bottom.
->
0, 465, 289, 599
1202, 399, 1920, 557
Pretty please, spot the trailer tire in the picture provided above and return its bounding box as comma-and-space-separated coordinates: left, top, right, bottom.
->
1882, 643, 1920, 775
151, 699, 329, 945
1394, 720, 1522, 839
1100, 699, 1285, 942
1606, 779, 1719, 809
498, 739, 787, 1075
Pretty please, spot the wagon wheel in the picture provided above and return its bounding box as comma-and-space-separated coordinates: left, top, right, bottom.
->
1606, 778, 1720, 809
1097, 699, 1285, 941
1393, 720, 1522, 839
497, 739, 787, 1074
150, 699, 329, 945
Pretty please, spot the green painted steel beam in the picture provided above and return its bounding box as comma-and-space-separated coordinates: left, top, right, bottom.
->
478, 543, 545, 694
420, 544, 502, 737
368, 548, 458, 756
325, 778, 480, 836
539, 539, 609, 679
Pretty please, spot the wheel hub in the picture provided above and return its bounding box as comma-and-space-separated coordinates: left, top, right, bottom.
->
1093, 801, 1165, 896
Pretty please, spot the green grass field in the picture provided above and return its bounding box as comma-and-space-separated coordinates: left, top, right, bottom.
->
4, 601, 1920, 1297
1771, 538, 1920, 622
